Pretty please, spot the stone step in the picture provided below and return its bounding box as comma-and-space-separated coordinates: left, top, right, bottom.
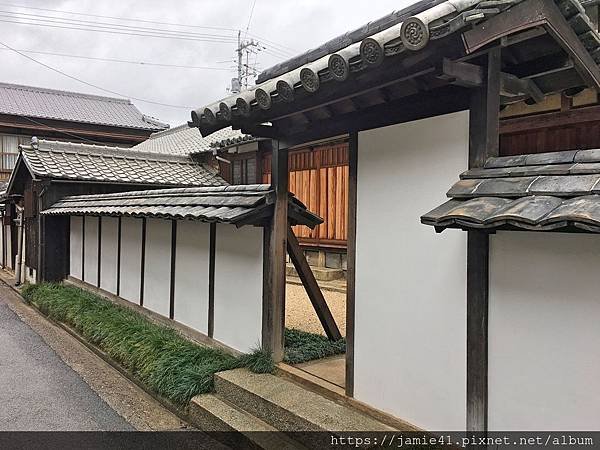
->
286, 263, 344, 282
189, 394, 306, 450
214, 369, 394, 447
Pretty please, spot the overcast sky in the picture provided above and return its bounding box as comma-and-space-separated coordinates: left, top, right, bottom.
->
0, 0, 419, 126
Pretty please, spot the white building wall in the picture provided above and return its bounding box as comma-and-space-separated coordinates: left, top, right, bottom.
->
214, 224, 263, 353
355, 111, 469, 430
489, 232, 600, 431
143, 218, 172, 317
119, 217, 143, 304
83, 216, 99, 286
174, 220, 210, 334
99, 217, 119, 295
5, 224, 12, 269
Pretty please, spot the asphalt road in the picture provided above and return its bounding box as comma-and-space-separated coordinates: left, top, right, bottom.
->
0, 300, 133, 431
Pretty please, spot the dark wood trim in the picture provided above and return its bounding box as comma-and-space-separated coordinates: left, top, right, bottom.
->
262, 143, 288, 362
139, 218, 147, 307
169, 220, 177, 320
466, 48, 500, 432
500, 104, 600, 134
345, 131, 358, 398
208, 223, 216, 338
286, 226, 342, 341
116, 217, 122, 297
81, 215, 86, 282
97, 216, 102, 288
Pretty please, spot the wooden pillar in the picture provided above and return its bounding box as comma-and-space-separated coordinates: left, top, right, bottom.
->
467, 47, 501, 432
262, 141, 288, 362
345, 131, 358, 397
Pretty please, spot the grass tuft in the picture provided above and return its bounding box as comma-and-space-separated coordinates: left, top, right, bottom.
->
283, 328, 346, 364
237, 348, 275, 374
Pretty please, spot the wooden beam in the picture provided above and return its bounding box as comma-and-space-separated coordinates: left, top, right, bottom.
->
139, 218, 146, 307
116, 217, 122, 297
169, 220, 177, 320
286, 227, 342, 341
438, 59, 483, 88
262, 143, 288, 362
208, 223, 216, 338
463, 0, 600, 89
345, 131, 358, 398
500, 103, 600, 134
97, 216, 102, 288
500, 72, 545, 103
466, 47, 500, 433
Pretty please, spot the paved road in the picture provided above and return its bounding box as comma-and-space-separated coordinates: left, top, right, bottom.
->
0, 300, 133, 431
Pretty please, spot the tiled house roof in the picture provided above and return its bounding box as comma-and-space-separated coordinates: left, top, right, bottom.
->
17, 139, 226, 187
422, 149, 600, 233
0, 82, 169, 131
42, 184, 323, 228
133, 124, 250, 156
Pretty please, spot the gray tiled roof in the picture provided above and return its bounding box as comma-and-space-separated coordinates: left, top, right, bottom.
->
132, 124, 250, 156
41, 184, 323, 227
18, 139, 226, 187
422, 149, 600, 233
192, 0, 600, 136
0, 82, 169, 131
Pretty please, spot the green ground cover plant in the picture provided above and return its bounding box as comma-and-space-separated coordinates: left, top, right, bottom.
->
22, 283, 345, 405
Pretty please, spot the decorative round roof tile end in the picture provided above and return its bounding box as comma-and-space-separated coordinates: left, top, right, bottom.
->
328, 53, 350, 81
359, 38, 384, 67
255, 88, 272, 110
300, 68, 320, 93
276, 80, 295, 102
236, 97, 251, 117
400, 17, 429, 51
203, 108, 216, 125
219, 102, 232, 121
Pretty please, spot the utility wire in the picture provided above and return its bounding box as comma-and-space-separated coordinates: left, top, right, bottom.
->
0, 47, 232, 70
0, 2, 297, 54
17, 115, 112, 145
0, 39, 193, 109
244, 0, 257, 40
0, 10, 239, 41
0, 17, 239, 44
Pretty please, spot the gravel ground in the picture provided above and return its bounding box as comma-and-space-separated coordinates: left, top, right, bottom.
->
285, 284, 346, 337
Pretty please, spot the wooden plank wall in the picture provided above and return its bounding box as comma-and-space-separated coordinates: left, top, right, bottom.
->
500, 117, 600, 156
262, 141, 348, 248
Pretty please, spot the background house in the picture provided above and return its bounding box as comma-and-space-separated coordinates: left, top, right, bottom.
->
2, 138, 225, 284
0, 82, 169, 180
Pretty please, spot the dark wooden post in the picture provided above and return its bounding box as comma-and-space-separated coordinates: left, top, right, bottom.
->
467, 47, 501, 432
262, 141, 288, 362
345, 131, 358, 397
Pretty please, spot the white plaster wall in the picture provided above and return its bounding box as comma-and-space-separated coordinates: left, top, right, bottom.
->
99, 217, 119, 295
119, 217, 142, 304
5, 224, 12, 269
174, 220, 210, 334
83, 217, 99, 285
214, 224, 263, 353
489, 232, 600, 431
143, 218, 172, 317
355, 111, 468, 430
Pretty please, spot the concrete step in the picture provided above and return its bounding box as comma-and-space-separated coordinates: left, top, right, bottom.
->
286, 264, 344, 282
214, 369, 394, 441
189, 394, 306, 450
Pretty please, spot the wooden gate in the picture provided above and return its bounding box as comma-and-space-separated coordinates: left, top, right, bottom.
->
262, 141, 348, 248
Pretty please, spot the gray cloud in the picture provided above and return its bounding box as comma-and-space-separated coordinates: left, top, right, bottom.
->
0, 0, 417, 125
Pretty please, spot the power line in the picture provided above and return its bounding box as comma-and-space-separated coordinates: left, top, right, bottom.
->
0, 2, 297, 54
0, 16, 239, 44
0, 10, 239, 41
18, 115, 112, 145
0, 39, 193, 109
244, 0, 258, 40
0, 47, 232, 70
